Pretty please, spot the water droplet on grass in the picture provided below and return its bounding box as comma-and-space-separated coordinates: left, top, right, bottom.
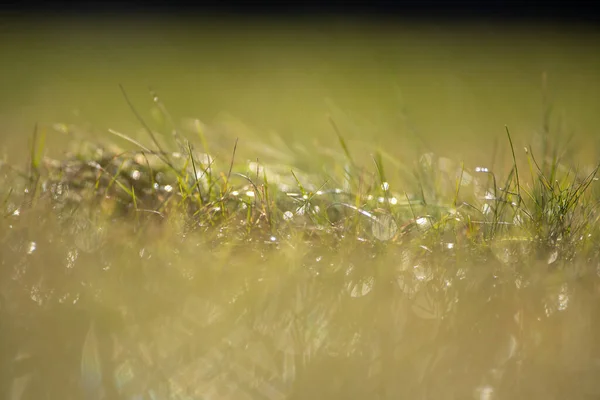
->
26, 241, 36, 254
547, 250, 558, 264
372, 214, 398, 241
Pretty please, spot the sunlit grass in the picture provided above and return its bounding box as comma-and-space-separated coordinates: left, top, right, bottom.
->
1, 90, 599, 399
2, 89, 599, 269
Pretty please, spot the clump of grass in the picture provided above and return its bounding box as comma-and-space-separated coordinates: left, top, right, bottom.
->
1, 88, 598, 271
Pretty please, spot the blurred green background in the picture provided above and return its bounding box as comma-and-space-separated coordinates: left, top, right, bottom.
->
1, 18, 599, 166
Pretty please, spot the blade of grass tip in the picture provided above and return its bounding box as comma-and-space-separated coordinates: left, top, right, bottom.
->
108, 129, 154, 154
26, 123, 44, 207
255, 158, 260, 182
233, 173, 261, 200
453, 161, 465, 208
101, 159, 135, 201
32, 123, 46, 173
131, 185, 138, 218
372, 151, 387, 186
290, 169, 306, 196
137, 151, 158, 195
505, 126, 521, 207
225, 138, 239, 190
118, 84, 176, 171
373, 151, 393, 213
328, 115, 356, 169
252, 158, 262, 203
262, 166, 273, 231
405, 191, 417, 221
566, 163, 600, 210
201, 157, 217, 201
329, 202, 376, 222
192, 119, 213, 197
28, 123, 37, 177
187, 140, 204, 205
311, 179, 329, 202
527, 145, 552, 191
193, 119, 211, 157
354, 170, 364, 217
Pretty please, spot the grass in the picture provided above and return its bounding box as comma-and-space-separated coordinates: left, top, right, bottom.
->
1, 89, 600, 399
2, 89, 599, 269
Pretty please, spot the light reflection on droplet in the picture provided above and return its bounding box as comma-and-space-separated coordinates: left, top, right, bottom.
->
231, 190, 239, 196
381, 181, 390, 191
66, 249, 78, 269
315, 256, 322, 262
27, 242, 36, 254
475, 166, 489, 173
413, 265, 431, 281
482, 203, 491, 215
12, 208, 20, 216
283, 211, 294, 221
475, 384, 494, 400
372, 214, 398, 241
163, 185, 173, 193
246, 190, 255, 198
389, 197, 398, 205
446, 242, 455, 249
29, 285, 43, 305
547, 250, 558, 265
416, 217, 430, 227
270, 236, 277, 242
131, 170, 141, 180
558, 283, 569, 311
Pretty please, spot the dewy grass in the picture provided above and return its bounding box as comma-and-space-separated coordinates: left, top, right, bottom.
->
1, 94, 600, 400
1, 90, 599, 269
1, 132, 596, 268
